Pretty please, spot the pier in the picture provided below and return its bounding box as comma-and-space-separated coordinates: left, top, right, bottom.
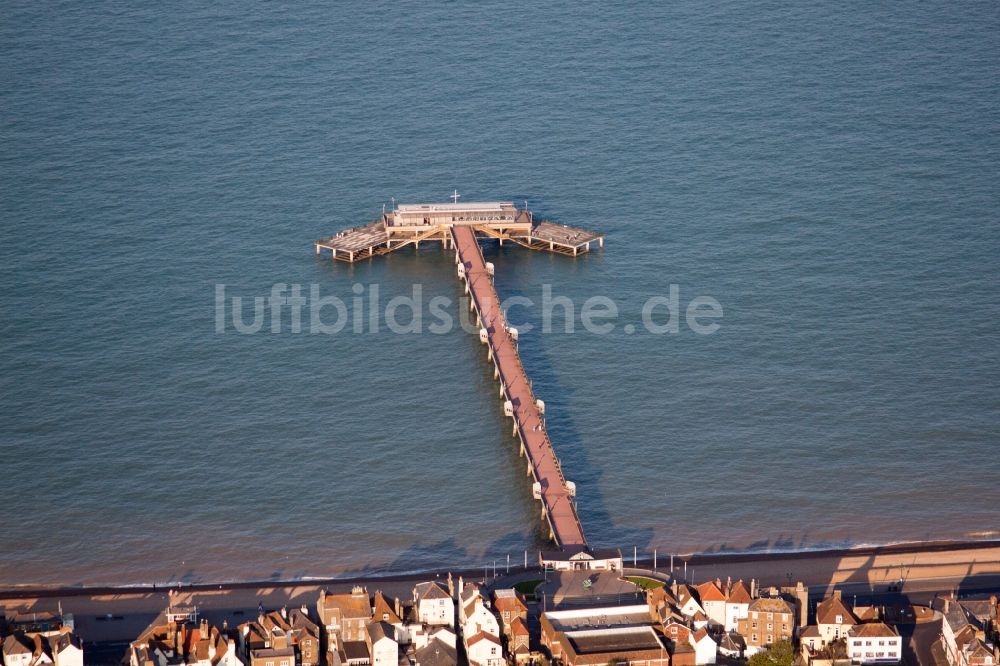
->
451, 224, 587, 548
316, 198, 602, 549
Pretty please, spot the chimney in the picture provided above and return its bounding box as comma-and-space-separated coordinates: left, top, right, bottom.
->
280, 606, 288, 620
726, 577, 732, 596
395, 598, 402, 618
715, 577, 722, 589
301, 604, 309, 616
319, 590, 326, 607
671, 580, 678, 597
944, 599, 950, 613
833, 590, 842, 600
457, 576, 463, 600
751, 579, 759, 599
351, 585, 364, 596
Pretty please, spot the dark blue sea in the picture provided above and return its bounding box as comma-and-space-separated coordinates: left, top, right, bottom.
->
2, 0, 998, 585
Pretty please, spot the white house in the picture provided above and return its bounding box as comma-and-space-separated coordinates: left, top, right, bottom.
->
724, 580, 752, 632
458, 583, 500, 641
366, 622, 398, 666
816, 592, 858, 644
695, 581, 727, 628
691, 628, 718, 665
846, 623, 901, 664
674, 585, 707, 621
3, 635, 35, 666
464, 632, 503, 666
409, 625, 456, 651
3, 631, 83, 666
413, 582, 454, 628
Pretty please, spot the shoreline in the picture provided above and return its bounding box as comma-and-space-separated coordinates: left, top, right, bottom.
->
3, 536, 999, 599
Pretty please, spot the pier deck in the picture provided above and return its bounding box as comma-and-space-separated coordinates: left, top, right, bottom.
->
315, 202, 603, 262
451, 225, 587, 548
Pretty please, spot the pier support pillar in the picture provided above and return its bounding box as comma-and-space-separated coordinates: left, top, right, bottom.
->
599, 237, 604, 248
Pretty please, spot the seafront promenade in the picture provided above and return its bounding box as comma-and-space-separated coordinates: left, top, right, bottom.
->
3, 542, 999, 644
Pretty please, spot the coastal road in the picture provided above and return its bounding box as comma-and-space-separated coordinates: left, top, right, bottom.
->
2, 543, 998, 647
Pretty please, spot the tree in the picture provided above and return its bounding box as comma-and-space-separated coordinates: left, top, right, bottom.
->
748, 640, 796, 666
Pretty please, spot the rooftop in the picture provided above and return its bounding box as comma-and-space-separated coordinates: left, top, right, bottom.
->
395, 202, 516, 214
565, 626, 664, 655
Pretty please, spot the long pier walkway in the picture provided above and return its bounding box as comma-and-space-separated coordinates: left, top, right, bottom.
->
451, 225, 587, 548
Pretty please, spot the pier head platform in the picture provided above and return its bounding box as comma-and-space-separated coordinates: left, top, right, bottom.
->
316, 198, 602, 553
315, 200, 603, 262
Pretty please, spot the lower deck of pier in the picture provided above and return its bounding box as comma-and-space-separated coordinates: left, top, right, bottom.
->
316, 219, 603, 263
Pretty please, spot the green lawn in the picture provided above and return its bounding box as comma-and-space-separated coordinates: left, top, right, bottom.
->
513, 579, 543, 596
625, 575, 665, 590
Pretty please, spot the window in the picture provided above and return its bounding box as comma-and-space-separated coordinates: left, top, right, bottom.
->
767, 635, 773, 644
866, 641, 872, 646
768, 613, 773, 621
836, 614, 843, 624
752, 622, 758, 629
752, 634, 758, 643
491, 648, 497, 655
767, 623, 773, 630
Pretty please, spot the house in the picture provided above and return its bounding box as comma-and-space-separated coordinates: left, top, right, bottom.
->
464, 632, 503, 666
407, 625, 456, 652
1, 613, 83, 666
738, 597, 795, 656
341, 641, 370, 666
412, 583, 454, 628
961, 639, 996, 666
671, 584, 706, 623
371, 592, 403, 639
2, 634, 35, 666
492, 589, 528, 635
846, 622, 901, 664
934, 597, 976, 666
128, 606, 241, 666
539, 546, 623, 572
662, 622, 691, 648
801, 626, 824, 654
648, 586, 680, 626
718, 632, 745, 659
458, 582, 499, 639
506, 617, 531, 664
318, 587, 374, 645
238, 607, 321, 666
691, 627, 717, 665
411, 638, 456, 666
365, 622, 397, 666
695, 581, 727, 629
816, 592, 859, 644
724, 580, 753, 632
